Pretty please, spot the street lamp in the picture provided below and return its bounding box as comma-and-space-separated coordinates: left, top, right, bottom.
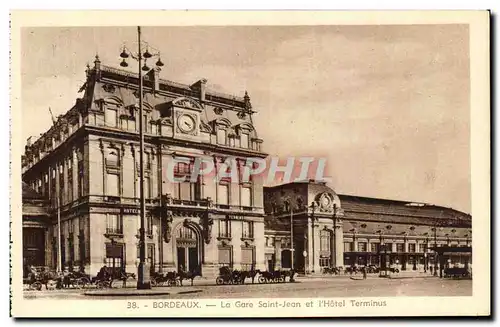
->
377, 230, 384, 277
423, 232, 429, 273
332, 204, 337, 268
118, 26, 164, 290
431, 227, 438, 276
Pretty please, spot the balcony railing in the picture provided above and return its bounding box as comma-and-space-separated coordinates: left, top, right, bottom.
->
105, 228, 123, 236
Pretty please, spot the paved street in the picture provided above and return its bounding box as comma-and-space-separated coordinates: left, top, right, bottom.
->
23, 276, 472, 300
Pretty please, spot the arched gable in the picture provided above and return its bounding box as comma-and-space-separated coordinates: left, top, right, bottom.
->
171, 97, 203, 110
102, 95, 123, 106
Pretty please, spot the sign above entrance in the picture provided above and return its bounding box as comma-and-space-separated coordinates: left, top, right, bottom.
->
122, 208, 140, 215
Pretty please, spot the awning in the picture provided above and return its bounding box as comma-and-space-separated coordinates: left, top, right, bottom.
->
429, 246, 472, 253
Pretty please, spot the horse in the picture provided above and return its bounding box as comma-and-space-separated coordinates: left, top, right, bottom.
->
178, 270, 201, 286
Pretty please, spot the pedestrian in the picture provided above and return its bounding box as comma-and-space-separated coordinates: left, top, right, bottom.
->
430, 265, 433, 275
362, 266, 367, 280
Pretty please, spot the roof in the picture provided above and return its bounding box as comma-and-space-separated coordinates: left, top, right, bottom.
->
338, 194, 471, 227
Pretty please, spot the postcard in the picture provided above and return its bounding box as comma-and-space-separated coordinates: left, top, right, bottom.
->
10, 10, 490, 317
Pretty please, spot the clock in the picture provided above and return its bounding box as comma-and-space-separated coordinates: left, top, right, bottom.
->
177, 114, 196, 133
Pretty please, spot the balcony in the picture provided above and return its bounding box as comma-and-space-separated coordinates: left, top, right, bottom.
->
171, 198, 209, 207
104, 228, 123, 238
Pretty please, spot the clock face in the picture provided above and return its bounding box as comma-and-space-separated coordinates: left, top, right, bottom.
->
178, 114, 196, 133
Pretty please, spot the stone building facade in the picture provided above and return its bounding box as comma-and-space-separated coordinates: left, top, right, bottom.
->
21, 59, 472, 278
263, 181, 472, 274
21, 58, 266, 278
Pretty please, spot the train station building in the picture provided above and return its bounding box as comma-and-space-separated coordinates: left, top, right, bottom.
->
21, 59, 472, 278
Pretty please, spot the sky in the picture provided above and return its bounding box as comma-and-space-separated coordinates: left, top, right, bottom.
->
20, 25, 471, 213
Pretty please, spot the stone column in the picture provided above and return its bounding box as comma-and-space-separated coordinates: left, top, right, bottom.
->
313, 224, 321, 273
275, 238, 282, 270
307, 217, 313, 273
72, 149, 78, 201
45, 229, 51, 268
334, 222, 344, 268
367, 238, 372, 265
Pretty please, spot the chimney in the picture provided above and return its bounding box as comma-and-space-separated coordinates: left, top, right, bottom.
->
191, 79, 208, 103
244, 91, 252, 111
147, 67, 161, 93
94, 54, 101, 80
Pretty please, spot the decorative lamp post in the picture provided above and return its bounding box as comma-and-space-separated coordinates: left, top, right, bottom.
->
423, 232, 429, 273
377, 230, 384, 277
118, 26, 164, 290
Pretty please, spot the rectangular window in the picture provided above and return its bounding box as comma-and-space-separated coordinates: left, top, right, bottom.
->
408, 243, 416, 253
78, 160, 84, 198
396, 243, 404, 253
242, 221, 254, 238
218, 219, 231, 238
240, 133, 249, 148
146, 214, 153, 236
344, 242, 352, 252
218, 184, 229, 205
370, 243, 380, 253
384, 243, 393, 252
105, 108, 118, 128
358, 242, 367, 252
217, 129, 226, 145
129, 119, 136, 132
418, 243, 427, 253
218, 247, 232, 268
67, 160, 73, 203
106, 173, 120, 197
241, 247, 255, 270
105, 243, 123, 275
106, 214, 122, 234
240, 186, 251, 207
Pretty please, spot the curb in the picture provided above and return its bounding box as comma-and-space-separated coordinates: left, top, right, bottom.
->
83, 289, 203, 297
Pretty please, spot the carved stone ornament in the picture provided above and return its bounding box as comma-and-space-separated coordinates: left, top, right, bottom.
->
213, 107, 224, 115
103, 84, 116, 93
163, 212, 174, 243
318, 192, 334, 212
237, 111, 247, 119
203, 212, 214, 245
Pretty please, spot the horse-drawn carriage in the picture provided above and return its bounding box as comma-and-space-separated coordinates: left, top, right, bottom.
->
91, 267, 136, 289
322, 266, 343, 275
444, 267, 471, 279
215, 267, 295, 285
151, 270, 201, 287
257, 269, 295, 283
23, 274, 43, 291
216, 266, 243, 285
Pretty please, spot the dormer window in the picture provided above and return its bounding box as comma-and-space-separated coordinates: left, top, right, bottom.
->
105, 107, 118, 128
217, 128, 227, 145
240, 133, 249, 149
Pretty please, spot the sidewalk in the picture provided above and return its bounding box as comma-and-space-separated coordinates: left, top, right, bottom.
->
83, 287, 202, 297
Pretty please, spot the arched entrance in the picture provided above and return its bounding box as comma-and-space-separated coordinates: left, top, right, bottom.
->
175, 224, 201, 274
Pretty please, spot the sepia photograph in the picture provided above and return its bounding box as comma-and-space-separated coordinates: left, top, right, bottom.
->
10, 10, 490, 317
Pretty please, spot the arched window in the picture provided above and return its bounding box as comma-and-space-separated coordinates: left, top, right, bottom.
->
177, 226, 195, 240
320, 230, 331, 253
106, 149, 120, 167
